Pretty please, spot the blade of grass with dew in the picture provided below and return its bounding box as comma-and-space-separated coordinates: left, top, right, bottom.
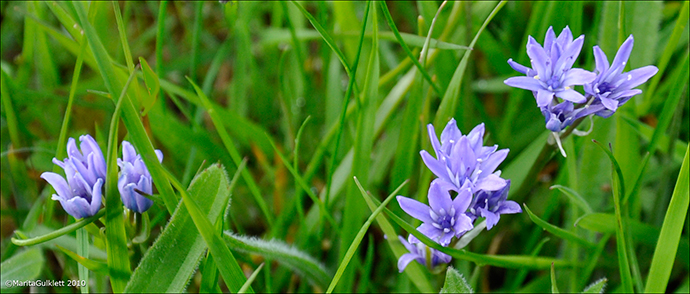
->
223, 233, 331, 289
354, 177, 433, 292
187, 78, 273, 227
523, 204, 596, 249
73, 1, 178, 216
125, 164, 240, 293
433, 1, 505, 127
0, 248, 44, 290
327, 177, 398, 293
339, 4, 379, 291
645, 146, 690, 293
592, 140, 633, 293
166, 164, 250, 293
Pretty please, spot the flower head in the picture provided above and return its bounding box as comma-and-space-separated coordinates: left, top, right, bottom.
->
421, 119, 509, 194
397, 235, 451, 273
118, 141, 163, 213
541, 101, 581, 132
467, 180, 521, 230
41, 135, 105, 219
397, 179, 474, 246
584, 35, 658, 114
505, 26, 596, 107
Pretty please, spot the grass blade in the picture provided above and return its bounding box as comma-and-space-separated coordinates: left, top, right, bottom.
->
592, 140, 633, 293
327, 177, 398, 293
11, 210, 106, 246
223, 233, 330, 289
0, 248, 44, 290
523, 204, 596, 248
187, 77, 274, 227
169, 164, 251, 293
550, 185, 593, 214
645, 146, 690, 293
239, 263, 264, 294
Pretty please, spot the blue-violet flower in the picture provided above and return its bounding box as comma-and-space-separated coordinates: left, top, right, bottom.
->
505, 26, 596, 107
583, 35, 658, 117
397, 179, 474, 246
117, 141, 163, 213
421, 119, 509, 194
41, 135, 105, 219
397, 235, 452, 272
467, 180, 521, 230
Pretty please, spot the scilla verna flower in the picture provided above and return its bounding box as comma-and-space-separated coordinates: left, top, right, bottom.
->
505, 26, 596, 107
467, 180, 521, 230
118, 141, 163, 213
421, 119, 509, 194
397, 235, 451, 272
582, 35, 658, 117
41, 135, 105, 219
397, 180, 474, 246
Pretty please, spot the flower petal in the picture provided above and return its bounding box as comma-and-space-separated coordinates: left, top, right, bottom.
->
608, 35, 634, 78
480, 148, 509, 175
426, 124, 442, 158
527, 36, 552, 78
453, 213, 474, 236
536, 89, 554, 107
428, 180, 453, 214
65, 196, 92, 219
561, 68, 596, 86
600, 96, 619, 111
616, 65, 658, 91
420, 151, 449, 183
507, 59, 532, 75
504, 76, 545, 92
480, 208, 500, 230
555, 88, 586, 103
90, 179, 103, 216
593, 46, 610, 74
475, 174, 507, 192
398, 253, 419, 272
397, 196, 433, 223
496, 200, 522, 215
41, 172, 71, 200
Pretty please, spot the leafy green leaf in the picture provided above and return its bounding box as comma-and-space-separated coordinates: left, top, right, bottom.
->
125, 164, 237, 293
223, 232, 330, 289
524, 204, 596, 248
440, 266, 473, 294
582, 278, 607, 293
0, 248, 44, 290
138, 57, 159, 116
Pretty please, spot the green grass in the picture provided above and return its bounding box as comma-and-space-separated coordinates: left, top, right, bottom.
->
1, 1, 688, 293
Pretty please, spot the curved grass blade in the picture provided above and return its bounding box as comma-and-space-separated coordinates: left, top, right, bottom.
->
223, 233, 330, 289
55, 244, 108, 274
239, 263, 264, 294
433, 1, 505, 127
550, 185, 593, 214
356, 179, 434, 292
187, 77, 273, 227
524, 204, 596, 248
592, 140, 633, 293
379, 1, 442, 95
327, 177, 398, 293
645, 146, 690, 293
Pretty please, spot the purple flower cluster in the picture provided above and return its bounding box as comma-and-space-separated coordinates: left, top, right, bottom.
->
396, 120, 521, 272
41, 135, 162, 219
505, 27, 658, 134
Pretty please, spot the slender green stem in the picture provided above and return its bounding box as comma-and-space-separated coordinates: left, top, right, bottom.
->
11, 209, 106, 246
